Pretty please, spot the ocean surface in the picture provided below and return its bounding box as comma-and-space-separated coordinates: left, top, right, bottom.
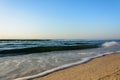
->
0, 39, 120, 80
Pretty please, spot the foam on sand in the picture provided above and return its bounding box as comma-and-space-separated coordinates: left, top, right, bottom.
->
14, 51, 118, 80
34, 53, 120, 80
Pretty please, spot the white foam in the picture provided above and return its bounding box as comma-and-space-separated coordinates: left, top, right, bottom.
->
14, 52, 117, 80
102, 41, 119, 47
14, 58, 90, 80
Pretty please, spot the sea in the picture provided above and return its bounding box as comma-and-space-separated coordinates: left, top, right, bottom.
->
0, 39, 120, 80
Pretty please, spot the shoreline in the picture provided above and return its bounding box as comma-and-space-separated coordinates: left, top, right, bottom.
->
33, 53, 120, 80
14, 52, 120, 80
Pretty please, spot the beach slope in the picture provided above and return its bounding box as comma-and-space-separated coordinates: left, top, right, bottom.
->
35, 53, 120, 80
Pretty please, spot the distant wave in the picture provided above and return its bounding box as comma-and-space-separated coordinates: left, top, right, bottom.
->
0, 44, 99, 57
102, 41, 119, 47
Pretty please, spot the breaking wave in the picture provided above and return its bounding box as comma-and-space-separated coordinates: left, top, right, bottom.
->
102, 41, 119, 47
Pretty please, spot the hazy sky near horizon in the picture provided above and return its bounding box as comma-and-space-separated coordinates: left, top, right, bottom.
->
0, 0, 120, 39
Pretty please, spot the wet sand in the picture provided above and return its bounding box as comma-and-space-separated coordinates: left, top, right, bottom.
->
34, 53, 120, 80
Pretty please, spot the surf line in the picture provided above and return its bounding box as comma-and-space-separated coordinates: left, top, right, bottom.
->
14, 51, 116, 80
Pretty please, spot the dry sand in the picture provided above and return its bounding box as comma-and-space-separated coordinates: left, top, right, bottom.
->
34, 53, 120, 80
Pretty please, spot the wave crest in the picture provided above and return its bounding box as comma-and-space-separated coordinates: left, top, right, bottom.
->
102, 41, 119, 47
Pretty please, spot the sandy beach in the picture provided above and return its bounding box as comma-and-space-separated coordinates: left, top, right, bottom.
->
34, 53, 120, 80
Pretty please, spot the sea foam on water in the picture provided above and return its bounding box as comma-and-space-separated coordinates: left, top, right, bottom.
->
102, 41, 119, 47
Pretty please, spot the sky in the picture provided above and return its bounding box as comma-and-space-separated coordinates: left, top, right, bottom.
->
0, 0, 120, 39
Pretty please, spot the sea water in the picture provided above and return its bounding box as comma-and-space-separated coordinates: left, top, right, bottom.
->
0, 40, 120, 80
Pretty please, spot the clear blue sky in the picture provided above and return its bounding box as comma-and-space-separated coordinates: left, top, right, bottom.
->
0, 0, 120, 39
